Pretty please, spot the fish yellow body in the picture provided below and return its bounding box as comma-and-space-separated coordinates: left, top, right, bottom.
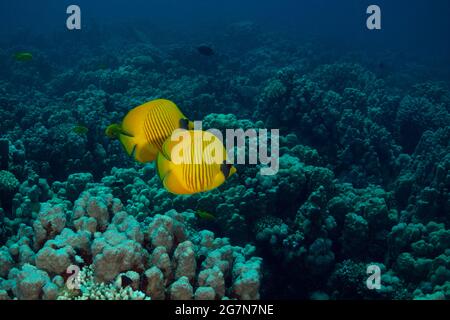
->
156, 130, 237, 194
106, 99, 193, 163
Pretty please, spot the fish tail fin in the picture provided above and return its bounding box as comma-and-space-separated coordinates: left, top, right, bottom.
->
105, 124, 121, 139
105, 124, 134, 139
106, 123, 138, 160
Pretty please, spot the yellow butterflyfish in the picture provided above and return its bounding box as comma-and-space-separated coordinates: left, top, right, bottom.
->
105, 99, 193, 163
156, 130, 237, 195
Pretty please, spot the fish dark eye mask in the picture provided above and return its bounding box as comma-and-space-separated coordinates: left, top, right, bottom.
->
179, 118, 190, 130
220, 161, 233, 178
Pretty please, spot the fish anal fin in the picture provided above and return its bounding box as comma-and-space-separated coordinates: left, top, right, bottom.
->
162, 171, 192, 195
131, 144, 137, 158
118, 133, 137, 156
135, 143, 158, 163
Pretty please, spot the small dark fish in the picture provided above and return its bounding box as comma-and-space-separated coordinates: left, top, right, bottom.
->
197, 45, 215, 57
14, 52, 33, 62
72, 125, 89, 135
196, 210, 216, 221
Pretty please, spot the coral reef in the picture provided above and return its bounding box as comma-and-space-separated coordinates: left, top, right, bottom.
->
0, 21, 449, 300
0, 179, 262, 300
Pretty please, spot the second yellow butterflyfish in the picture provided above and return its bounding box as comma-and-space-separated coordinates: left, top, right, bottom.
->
156, 130, 237, 195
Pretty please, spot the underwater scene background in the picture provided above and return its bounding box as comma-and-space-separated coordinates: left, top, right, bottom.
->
0, 0, 449, 300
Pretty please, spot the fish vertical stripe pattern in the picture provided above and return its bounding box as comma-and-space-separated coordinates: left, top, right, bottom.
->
181, 135, 218, 192
143, 101, 179, 151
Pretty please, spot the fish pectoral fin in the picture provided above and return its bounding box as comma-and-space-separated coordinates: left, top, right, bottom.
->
130, 144, 137, 158
135, 143, 158, 163
156, 152, 172, 180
